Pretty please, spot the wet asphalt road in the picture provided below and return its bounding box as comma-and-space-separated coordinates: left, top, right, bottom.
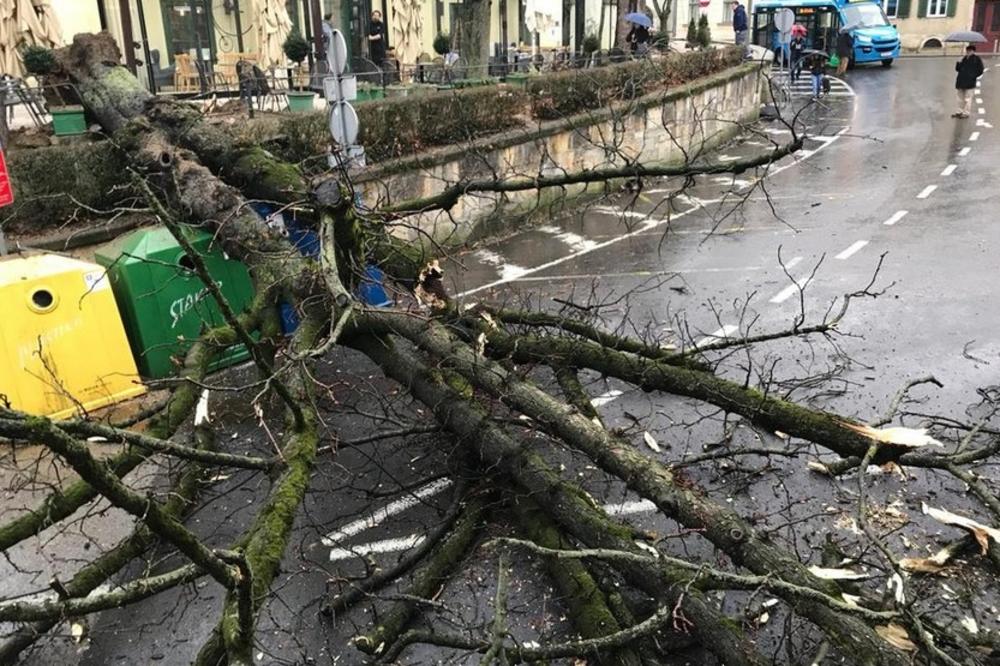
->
5, 56, 1000, 665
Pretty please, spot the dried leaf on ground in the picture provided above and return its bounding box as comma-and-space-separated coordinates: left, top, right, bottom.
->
807, 566, 870, 580
922, 503, 1000, 554
840, 422, 942, 448
875, 623, 918, 651
643, 431, 662, 453
899, 543, 959, 574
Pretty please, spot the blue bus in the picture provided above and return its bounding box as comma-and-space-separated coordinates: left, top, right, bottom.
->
752, 0, 901, 67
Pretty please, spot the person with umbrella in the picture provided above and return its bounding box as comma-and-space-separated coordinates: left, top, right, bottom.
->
835, 26, 854, 76
790, 24, 807, 81
953, 44, 984, 118
624, 12, 652, 55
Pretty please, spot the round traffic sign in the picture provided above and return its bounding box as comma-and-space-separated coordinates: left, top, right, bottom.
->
327, 29, 349, 75
774, 8, 795, 33
329, 101, 359, 146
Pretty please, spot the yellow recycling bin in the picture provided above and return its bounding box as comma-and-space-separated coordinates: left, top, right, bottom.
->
0, 254, 146, 419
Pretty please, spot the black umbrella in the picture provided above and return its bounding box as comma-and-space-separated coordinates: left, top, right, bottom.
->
944, 30, 987, 43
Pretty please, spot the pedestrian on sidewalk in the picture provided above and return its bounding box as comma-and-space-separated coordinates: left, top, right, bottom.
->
808, 51, 825, 99
732, 1, 749, 57
790, 32, 806, 81
835, 29, 853, 76
953, 44, 984, 118
368, 10, 386, 66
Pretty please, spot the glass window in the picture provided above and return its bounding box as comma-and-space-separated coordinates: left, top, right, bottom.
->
842, 3, 890, 26
161, 0, 214, 64
927, 0, 947, 17
992, 4, 1000, 30
884, 0, 898, 18
722, 2, 734, 24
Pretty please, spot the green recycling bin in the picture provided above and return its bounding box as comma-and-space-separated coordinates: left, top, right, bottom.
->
95, 226, 256, 379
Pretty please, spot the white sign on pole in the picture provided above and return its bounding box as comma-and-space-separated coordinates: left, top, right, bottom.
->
775, 8, 795, 34
327, 29, 349, 76
324, 74, 357, 102
329, 102, 360, 146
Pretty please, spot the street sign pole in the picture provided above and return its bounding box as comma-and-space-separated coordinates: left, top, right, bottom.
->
325, 29, 365, 171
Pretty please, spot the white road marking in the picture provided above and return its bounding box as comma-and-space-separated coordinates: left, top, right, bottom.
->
978, 108, 986, 115
784, 256, 803, 270
456, 128, 849, 299
976, 119, 994, 128
770, 282, 803, 304
959, 147, 971, 156
941, 164, 957, 176
329, 535, 425, 562
883, 210, 908, 226
835, 240, 868, 260
916, 185, 937, 199
589, 205, 649, 220
592, 389, 625, 407
475, 249, 531, 282
509, 266, 766, 282
970, 132, 981, 141
538, 226, 599, 252
321, 478, 454, 547
695, 324, 738, 348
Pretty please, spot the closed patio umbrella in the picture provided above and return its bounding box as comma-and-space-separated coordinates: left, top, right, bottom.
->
254, 0, 293, 69
30, 0, 63, 49
0, 0, 19, 75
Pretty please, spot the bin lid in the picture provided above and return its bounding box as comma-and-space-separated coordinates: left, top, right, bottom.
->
95, 226, 214, 266
0, 254, 103, 284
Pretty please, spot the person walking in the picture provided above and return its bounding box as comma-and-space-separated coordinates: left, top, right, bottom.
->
835, 29, 853, 76
808, 50, 825, 99
732, 1, 749, 57
626, 22, 651, 55
367, 10, 386, 66
789, 32, 806, 82
953, 44, 984, 118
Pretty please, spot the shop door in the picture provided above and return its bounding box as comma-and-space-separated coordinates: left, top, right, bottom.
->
973, 0, 1000, 52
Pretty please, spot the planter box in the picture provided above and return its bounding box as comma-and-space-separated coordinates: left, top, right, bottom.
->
504, 73, 531, 88
50, 105, 86, 136
286, 90, 317, 112
355, 87, 385, 103
385, 85, 409, 99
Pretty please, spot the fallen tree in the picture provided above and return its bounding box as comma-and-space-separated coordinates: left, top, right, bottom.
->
0, 31, 997, 666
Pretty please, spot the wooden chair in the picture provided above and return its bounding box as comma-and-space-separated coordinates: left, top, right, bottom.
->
215, 52, 258, 87
173, 54, 200, 92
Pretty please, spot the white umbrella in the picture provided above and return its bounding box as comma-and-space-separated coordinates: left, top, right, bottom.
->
254, 0, 293, 69
0, 0, 19, 75
391, 0, 423, 64
30, 0, 63, 49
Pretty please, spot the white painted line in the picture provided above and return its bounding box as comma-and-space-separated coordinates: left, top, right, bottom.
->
976, 119, 993, 128
971, 132, 981, 141
321, 478, 453, 547
959, 147, 971, 156
784, 256, 803, 270
603, 499, 657, 516
474, 249, 530, 282
592, 389, 625, 407
916, 185, 937, 199
695, 324, 738, 348
883, 210, 908, 226
330, 535, 425, 562
456, 128, 849, 299
941, 164, 957, 176
537, 226, 599, 252
510, 266, 765, 282
979, 107, 986, 115
589, 205, 649, 220
770, 283, 803, 305
835, 240, 868, 260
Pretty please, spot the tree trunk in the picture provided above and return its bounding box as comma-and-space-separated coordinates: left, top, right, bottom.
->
453, 0, 492, 75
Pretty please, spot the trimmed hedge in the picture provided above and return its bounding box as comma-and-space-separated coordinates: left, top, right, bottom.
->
527, 47, 742, 120
1, 142, 136, 233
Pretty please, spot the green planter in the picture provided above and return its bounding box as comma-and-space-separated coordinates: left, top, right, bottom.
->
50, 105, 86, 136
455, 78, 497, 89
286, 90, 317, 112
355, 87, 385, 102
94, 226, 257, 379
385, 84, 409, 99
504, 72, 530, 88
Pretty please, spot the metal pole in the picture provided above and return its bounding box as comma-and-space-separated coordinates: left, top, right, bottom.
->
117, 0, 138, 74
97, 0, 109, 31
233, 0, 245, 53
134, 0, 156, 92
